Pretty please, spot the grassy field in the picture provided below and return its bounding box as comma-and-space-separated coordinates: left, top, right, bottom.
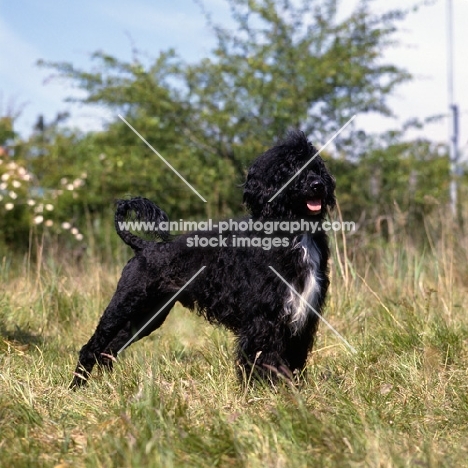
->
1, 223, 468, 467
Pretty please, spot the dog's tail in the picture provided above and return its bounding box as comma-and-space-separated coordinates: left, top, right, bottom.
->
115, 197, 171, 251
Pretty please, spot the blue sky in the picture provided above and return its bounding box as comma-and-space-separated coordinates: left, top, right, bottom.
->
1, 0, 467, 155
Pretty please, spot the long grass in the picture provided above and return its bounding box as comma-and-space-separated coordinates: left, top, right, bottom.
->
1, 214, 468, 467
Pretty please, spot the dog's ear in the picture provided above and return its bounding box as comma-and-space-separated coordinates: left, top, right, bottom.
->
320, 160, 336, 211
243, 168, 282, 218
243, 131, 304, 218
328, 176, 337, 210
243, 145, 296, 219
243, 171, 261, 216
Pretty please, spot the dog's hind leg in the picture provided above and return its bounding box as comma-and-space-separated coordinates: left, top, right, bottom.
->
69, 256, 159, 389
98, 295, 176, 371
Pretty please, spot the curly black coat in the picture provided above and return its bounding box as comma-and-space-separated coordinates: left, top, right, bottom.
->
70, 130, 336, 388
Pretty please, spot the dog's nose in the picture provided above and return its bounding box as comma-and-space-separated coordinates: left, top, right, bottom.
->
311, 181, 324, 193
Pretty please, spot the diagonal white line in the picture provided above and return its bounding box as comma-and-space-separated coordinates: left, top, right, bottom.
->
269, 266, 357, 354
117, 266, 206, 354
118, 114, 207, 203
268, 115, 356, 202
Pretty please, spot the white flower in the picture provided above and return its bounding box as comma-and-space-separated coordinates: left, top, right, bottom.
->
73, 178, 84, 188
45, 204, 54, 211
71, 227, 79, 235
66, 184, 74, 191
75, 233, 84, 241
0, 182, 6, 190
12, 180, 21, 188
7, 162, 17, 170
61, 222, 71, 230
34, 204, 44, 213
22, 174, 32, 181
9, 191, 17, 199
45, 220, 54, 227
5, 203, 14, 210
18, 167, 26, 176
33, 215, 44, 225
27, 199, 36, 206
1, 173, 10, 181
60, 177, 68, 185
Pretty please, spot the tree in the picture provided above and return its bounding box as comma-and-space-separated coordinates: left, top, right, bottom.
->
184, 0, 411, 163
39, 0, 411, 182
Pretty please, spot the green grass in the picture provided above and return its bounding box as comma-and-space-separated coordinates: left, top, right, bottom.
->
1, 233, 468, 467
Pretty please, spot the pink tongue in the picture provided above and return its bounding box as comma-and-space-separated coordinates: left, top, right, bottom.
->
307, 200, 322, 212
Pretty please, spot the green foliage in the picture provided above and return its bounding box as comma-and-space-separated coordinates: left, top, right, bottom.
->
0, 124, 87, 253
0, 116, 15, 144
183, 0, 410, 156
329, 132, 450, 235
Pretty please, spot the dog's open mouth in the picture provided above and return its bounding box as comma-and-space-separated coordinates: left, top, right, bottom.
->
306, 199, 322, 214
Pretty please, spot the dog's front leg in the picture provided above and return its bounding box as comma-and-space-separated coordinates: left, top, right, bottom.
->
236, 320, 293, 384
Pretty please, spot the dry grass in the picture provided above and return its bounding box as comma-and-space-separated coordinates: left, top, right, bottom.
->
1, 217, 468, 467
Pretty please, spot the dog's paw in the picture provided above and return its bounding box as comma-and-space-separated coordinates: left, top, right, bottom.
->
69, 371, 88, 390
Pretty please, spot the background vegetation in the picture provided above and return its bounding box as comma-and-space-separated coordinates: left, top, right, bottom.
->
1, 0, 467, 466
2, 0, 466, 255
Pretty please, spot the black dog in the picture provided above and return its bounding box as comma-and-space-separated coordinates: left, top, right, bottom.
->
70, 130, 336, 388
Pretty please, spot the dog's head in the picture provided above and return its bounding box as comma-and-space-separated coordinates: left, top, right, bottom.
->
243, 130, 336, 220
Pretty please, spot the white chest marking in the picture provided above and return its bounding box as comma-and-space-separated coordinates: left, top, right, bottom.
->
286, 235, 322, 335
